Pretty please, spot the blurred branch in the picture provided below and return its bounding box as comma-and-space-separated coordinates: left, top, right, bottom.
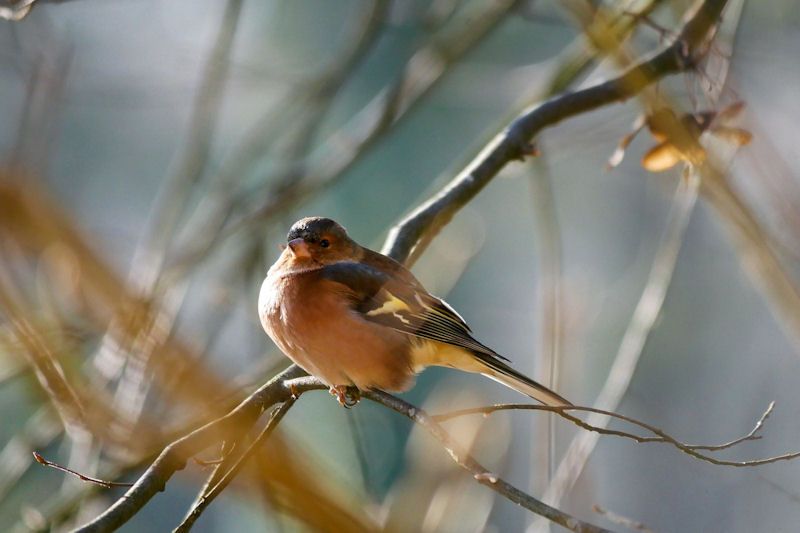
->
0, 266, 87, 431
88, 0, 244, 450
133, 0, 244, 289
543, 0, 666, 95
540, 170, 700, 510
168, 0, 390, 279
592, 505, 654, 533
698, 161, 800, 347
171, 0, 523, 271
526, 154, 562, 495
10, 42, 71, 173
174, 397, 297, 532
534, 1, 748, 523
0, 179, 236, 428
382, 0, 728, 265
0, 0, 35, 21
0, 407, 61, 502
432, 400, 800, 467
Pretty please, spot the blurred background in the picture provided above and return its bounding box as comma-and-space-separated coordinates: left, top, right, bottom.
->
1, 0, 800, 531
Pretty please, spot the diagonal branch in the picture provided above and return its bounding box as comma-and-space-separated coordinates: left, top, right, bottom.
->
360, 388, 612, 533
73, 365, 307, 533
174, 397, 297, 533
382, 0, 728, 266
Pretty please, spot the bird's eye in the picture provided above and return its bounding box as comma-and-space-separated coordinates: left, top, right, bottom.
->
319, 239, 330, 248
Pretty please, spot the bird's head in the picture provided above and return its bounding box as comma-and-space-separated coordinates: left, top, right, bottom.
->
282, 217, 360, 267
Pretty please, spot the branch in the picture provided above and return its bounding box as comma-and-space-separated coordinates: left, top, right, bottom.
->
174, 397, 297, 532
32, 452, 132, 489
432, 401, 800, 467
74, 368, 795, 531
74, 372, 610, 533
360, 388, 612, 533
73, 365, 307, 533
382, 0, 728, 265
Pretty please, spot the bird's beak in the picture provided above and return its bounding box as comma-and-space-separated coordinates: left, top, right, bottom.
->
287, 238, 311, 259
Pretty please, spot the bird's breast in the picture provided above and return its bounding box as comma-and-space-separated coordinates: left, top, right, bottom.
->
258, 273, 303, 353
258, 271, 414, 391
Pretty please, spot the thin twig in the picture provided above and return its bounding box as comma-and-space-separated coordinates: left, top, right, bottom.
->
32, 452, 133, 489
592, 505, 655, 533
431, 401, 797, 467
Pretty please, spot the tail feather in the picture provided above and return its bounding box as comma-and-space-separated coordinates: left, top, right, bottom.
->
480, 360, 571, 407
413, 340, 571, 406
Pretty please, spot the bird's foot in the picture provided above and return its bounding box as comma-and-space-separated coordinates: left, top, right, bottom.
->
330, 385, 361, 408
289, 382, 300, 400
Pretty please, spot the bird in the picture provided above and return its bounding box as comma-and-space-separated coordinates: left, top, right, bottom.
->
258, 217, 571, 407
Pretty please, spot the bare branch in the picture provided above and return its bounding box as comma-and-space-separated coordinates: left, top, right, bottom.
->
592, 505, 654, 533
360, 388, 612, 533
75, 371, 611, 533
73, 365, 307, 533
32, 452, 132, 489
382, 0, 728, 266
432, 401, 799, 467
174, 397, 297, 532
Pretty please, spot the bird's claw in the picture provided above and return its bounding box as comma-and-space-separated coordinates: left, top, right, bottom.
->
289, 382, 300, 400
330, 385, 361, 408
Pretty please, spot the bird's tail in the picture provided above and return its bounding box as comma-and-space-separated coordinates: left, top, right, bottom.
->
416, 341, 571, 406
479, 358, 571, 407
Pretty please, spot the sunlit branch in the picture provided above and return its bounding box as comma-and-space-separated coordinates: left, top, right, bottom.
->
382, 0, 728, 266
432, 401, 799, 467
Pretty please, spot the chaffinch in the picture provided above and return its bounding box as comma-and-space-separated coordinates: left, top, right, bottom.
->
259, 217, 571, 407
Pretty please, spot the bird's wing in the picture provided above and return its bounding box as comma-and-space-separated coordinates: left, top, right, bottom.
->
320, 261, 571, 406
319, 261, 509, 362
